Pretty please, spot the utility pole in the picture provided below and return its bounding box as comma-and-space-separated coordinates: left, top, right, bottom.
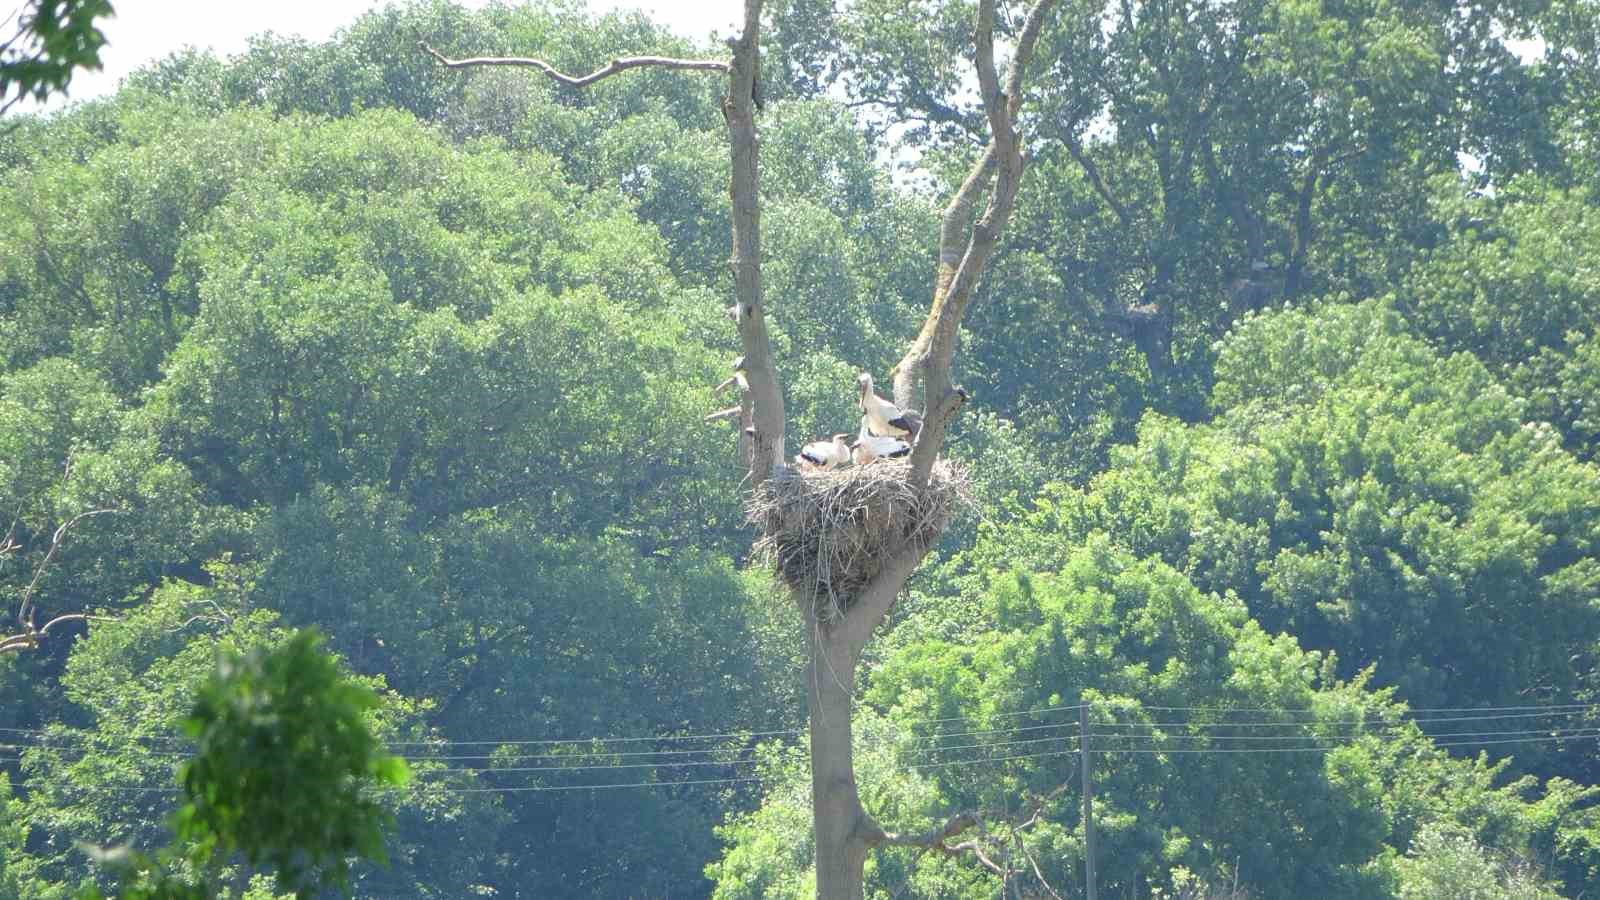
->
1080, 701, 1097, 900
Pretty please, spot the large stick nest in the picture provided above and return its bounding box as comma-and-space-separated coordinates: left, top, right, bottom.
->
749, 460, 972, 621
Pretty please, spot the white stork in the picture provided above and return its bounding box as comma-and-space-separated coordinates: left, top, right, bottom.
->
797, 433, 851, 469
851, 434, 911, 466
857, 373, 921, 439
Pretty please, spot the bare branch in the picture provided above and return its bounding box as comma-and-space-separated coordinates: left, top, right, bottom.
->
724, 1, 786, 483
1020, 837, 1066, 900
870, 809, 1009, 875
893, 0, 1058, 488
1065, 137, 1133, 227
871, 779, 1072, 846
15, 507, 117, 632
0, 517, 18, 559
973, 0, 1007, 146
36, 612, 117, 635
419, 42, 728, 86
704, 406, 743, 422
165, 614, 225, 634
1005, 0, 1054, 121
3, 505, 121, 654
955, 840, 1008, 876
420, 6, 782, 483
876, 810, 980, 849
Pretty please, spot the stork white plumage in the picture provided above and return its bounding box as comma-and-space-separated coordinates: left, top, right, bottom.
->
856, 373, 921, 439
851, 433, 911, 466
797, 433, 851, 469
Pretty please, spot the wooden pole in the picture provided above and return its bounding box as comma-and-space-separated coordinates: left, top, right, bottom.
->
1080, 702, 1097, 900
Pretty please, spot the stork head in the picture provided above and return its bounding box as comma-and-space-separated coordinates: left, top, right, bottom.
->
857, 372, 873, 391
832, 433, 850, 444
732, 355, 747, 372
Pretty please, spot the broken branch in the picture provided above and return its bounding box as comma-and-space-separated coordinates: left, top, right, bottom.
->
418, 42, 728, 86
15, 507, 117, 632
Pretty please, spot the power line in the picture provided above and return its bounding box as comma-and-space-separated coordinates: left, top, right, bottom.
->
2, 730, 1079, 763
8, 714, 1585, 765
6, 702, 1597, 797
380, 702, 1089, 748
1134, 702, 1598, 714
4, 701, 1590, 756
1088, 720, 1600, 736
1091, 733, 1595, 754
1091, 709, 1598, 729
9, 728, 1591, 797
3, 726, 1079, 764
431, 775, 770, 793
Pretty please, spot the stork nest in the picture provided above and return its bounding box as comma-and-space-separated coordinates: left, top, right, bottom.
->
748, 459, 972, 621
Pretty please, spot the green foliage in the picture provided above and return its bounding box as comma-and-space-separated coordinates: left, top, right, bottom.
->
715, 537, 1599, 897
5, 1, 1600, 897
175, 628, 409, 895
0, 774, 31, 900
1396, 823, 1564, 899
0, 0, 113, 112
1399, 178, 1600, 460
1043, 301, 1600, 719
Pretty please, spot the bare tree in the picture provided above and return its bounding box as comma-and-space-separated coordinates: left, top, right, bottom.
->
1, 506, 118, 654
425, 2, 1056, 896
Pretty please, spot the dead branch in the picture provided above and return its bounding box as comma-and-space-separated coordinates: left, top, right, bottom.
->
838, 0, 1055, 658
421, 0, 783, 487
866, 777, 1073, 881
1018, 832, 1066, 899
14, 508, 117, 630
871, 812, 1009, 875
705, 406, 743, 422
875, 810, 981, 850
1065, 137, 1133, 228
418, 42, 728, 86
891, 0, 1058, 489
0, 519, 18, 559
0, 613, 118, 653
2, 507, 120, 654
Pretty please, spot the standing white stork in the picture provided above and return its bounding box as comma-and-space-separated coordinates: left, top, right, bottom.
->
857, 373, 921, 440
851, 434, 912, 466
797, 433, 851, 469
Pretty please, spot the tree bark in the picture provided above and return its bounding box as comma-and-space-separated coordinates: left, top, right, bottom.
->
808, 629, 867, 899
891, 0, 1054, 489
724, 1, 786, 484
805, 540, 920, 899
420, 16, 780, 486
423, 5, 1058, 893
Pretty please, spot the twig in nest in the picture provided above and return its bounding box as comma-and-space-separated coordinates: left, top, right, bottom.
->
748, 460, 971, 620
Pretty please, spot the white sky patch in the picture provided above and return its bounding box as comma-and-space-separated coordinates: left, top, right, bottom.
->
15, 0, 741, 114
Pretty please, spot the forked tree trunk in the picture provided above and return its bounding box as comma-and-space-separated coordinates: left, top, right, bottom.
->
423, 3, 1056, 894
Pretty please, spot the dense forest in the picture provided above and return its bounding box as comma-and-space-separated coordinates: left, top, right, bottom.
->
3, 0, 1600, 896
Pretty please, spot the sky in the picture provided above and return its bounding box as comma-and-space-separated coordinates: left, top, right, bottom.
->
18, 0, 740, 114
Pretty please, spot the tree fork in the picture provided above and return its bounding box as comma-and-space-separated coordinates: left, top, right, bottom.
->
424, 3, 1057, 895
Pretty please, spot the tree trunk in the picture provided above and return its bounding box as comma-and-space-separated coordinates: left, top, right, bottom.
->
808, 626, 868, 899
